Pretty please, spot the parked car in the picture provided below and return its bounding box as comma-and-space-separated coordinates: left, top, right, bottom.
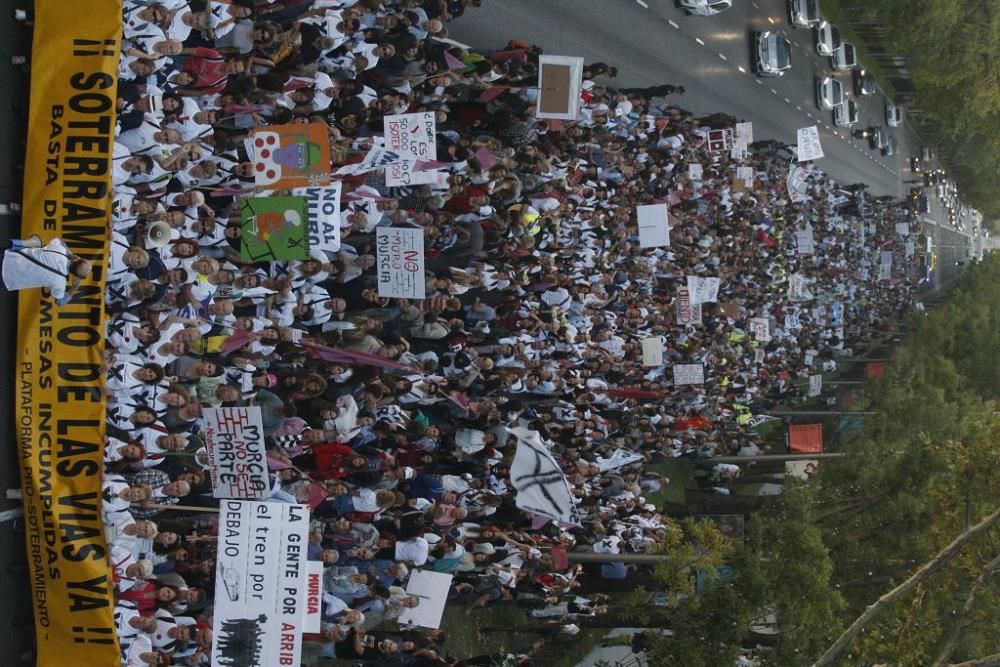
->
830, 42, 857, 70
678, 0, 733, 15
910, 156, 922, 173
788, 0, 821, 28
815, 75, 844, 110
881, 135, 897, 157
814, 21, 842, 56
833, 98, 859, 127
885, 104, 903, 127
752, 31, 792, 77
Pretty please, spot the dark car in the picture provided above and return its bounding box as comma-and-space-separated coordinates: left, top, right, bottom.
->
910, 156, 922, 173
852, 68, 876, 96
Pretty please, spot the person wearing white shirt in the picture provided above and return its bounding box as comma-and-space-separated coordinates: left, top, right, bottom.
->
2, 237, 91, 305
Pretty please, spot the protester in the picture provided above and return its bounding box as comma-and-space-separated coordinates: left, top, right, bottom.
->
2, 235, 93, 305
98, 2, 924, 665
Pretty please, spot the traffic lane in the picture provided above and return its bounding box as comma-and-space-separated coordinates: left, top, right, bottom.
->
449, 0, 902, 195
643, 0, 904, 192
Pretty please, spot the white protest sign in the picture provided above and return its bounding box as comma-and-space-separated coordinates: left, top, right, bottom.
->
737, 166, 754, 189
688, 163, 703, 181
340, 138, 405, 175
597, 448, 645, 473
904, 240, 915, 257
686, 276, 721, 304
673, 363, 706, 386
384, 112, 437, 161
735, 122, 754, 145
376, 227, 426, 299
881, 250, 894, 266
796, 126, 825, 161
292, 184, 341, 252
795, 227, 815, 255
398, 570, 454, 629
754, 348, 766, 364
676, 287, 703, 325
879, 262, 891, 280
536, 55, 585, 120
304, 561, 323, 633
808, 374, 823, 397
804, 350, 817, 366
203, 407, 271, 499
895, 222, 910, 236
637, 203, 670, 248
732, 123, 752, 160
785, 312, 802, 330
212, 501, 310, 667
786, 165, 811, 203
787, 273, 814, 302
641, 337, 665, 367
749, 317, 771, 342
386, 160, 442, 187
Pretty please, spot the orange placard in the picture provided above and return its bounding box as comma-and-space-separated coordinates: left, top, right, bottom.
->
250, 122, 332, 189
865, 362, 887, 379
789, 424, 824, 453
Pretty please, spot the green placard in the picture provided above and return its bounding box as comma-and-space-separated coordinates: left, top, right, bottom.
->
240, 195, 311, 262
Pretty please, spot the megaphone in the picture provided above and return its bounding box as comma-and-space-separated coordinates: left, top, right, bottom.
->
146, 220, 172, 249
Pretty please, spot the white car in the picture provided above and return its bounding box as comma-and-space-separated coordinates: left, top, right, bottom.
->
833, 98, 859, 127
753, 31, 793, 77
886, 104, 903, 127
788, 0, 821, 28
815, 76, 844, 110
814, 21, 842, 56
831, 42, 857, 70
678, 0, 733, 15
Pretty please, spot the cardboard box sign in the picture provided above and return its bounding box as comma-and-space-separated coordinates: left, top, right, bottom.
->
536, 55, 584, 120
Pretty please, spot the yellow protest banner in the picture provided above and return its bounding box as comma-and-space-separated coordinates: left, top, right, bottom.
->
16, 1, 121, 664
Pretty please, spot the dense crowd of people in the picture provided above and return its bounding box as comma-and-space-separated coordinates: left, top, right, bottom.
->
97, 1, 923, 665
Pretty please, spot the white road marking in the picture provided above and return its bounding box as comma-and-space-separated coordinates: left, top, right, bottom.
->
738, 66, 746, 73
668, 19, 680, 28
695, 37, 705, 45
755, 79, 764, 85
770, 88, 778, 94
718, 53, 727, 60
636, 0, 648, 7
784, 97, 791, 103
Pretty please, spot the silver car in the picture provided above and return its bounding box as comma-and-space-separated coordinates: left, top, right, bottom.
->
815, 76, 844, 110
833, 99, 859, 127
831, 42, 856, 70
814, 21, 842, 56
885, 104, 903, 127
753, 31, 792, 77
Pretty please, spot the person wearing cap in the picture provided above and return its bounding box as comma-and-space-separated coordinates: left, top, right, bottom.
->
2, 236, 92, 305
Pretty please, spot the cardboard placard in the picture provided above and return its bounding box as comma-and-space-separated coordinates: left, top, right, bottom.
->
384, 112, 438, 161
251, 122, 332, 189
204, 407, 272, 499
212, 501, 310, 667
642, 337, 665, 366
240, 196, 311, 262
796, 126, 824, 161
637, 203, 670, 248
292, 184, 341, 252
673, 363, 706, 386
376, 227, 426, 299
